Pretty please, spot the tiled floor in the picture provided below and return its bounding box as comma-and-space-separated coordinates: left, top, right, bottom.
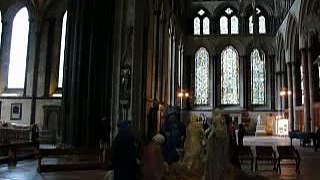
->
0, 136, 320, 180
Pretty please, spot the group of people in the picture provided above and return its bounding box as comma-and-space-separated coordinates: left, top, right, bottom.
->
108, 108, 250, 180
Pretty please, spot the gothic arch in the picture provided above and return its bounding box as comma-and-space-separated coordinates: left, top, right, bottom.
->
212, 2, 238, 21
215, 39, 245, 56
285, 13, 298, 63
3, 2, 33, 22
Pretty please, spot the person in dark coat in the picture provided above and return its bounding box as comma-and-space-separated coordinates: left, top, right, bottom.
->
315, 126, 320, 152
113, 120, 139, 180
238, 123, 246, 147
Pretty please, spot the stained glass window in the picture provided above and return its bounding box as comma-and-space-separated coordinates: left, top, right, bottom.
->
249, 16, 253, 34
203, 17, 210, 35
58, 11, 67, 88
0, 12, 2, 47
221, 46, 239, 104
195, 47, 209, 105
251, 49, 265, 104
194, 17, 200, 35
8, 7, 29, 89
231, 16, 239, 34
220, 16, 228, 34
259, 16, 266, 34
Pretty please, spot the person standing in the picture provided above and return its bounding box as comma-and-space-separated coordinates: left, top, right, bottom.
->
238, 123, 246, 147
113, 120, 139, 180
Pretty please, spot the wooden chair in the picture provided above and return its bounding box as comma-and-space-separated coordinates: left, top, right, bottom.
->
255, 146, 277, 172
276, 146, 300, 173
238, 145, 253, 171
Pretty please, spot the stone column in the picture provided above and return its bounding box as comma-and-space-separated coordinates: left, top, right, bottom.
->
269, 55, 276, 110
286, 62, 293, 131
301, 48, 311, 132
307, 48, 315, 131
291, 61, 298, 130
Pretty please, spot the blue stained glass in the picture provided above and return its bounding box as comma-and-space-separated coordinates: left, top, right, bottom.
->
195, 48, 209, 105
251, 49, 265, 104
221, 46, 239, 104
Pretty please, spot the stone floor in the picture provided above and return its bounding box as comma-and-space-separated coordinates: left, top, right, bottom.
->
240, 136, 320, 180
0, 136, 320, 180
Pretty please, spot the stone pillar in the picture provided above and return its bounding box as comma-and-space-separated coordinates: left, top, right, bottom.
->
269, 55, 276, 110
240, 55, 250, 109
291, 61, 298, 130
286, 62, 293, 131
307, 48, 315, 131
301, 48, 311, 132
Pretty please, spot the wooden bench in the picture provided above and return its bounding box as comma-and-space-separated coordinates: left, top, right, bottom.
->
238, 146, 253, 171
276, 146, 300, 173
255, 146, 277, 172
37, 148, 110, 173
0, 141, 36, 166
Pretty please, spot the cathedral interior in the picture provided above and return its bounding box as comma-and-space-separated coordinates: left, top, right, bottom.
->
0, 0, 320, 179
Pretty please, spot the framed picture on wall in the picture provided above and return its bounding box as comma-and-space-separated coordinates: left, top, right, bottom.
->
10, 103, 22, 120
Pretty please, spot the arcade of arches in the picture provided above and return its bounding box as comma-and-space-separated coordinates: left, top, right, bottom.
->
0, 0, 319, 148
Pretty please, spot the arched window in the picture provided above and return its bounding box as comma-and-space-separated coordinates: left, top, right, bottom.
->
194, 9, 210, 35
221, 46, 239, 104
220, 16, 228, 34
8, 7, 29, 89
58, 11, 67, 88
0, 12, 2, 46
249, 16, 253, 34
248, 8, 266, 34
231, 15, 239, 34
195, 47, 209, 105
220, 7, 238, 35
203, 17, 210, 35
194, 17, 200, 35
251, 49, 265, 105
259, 16, 266, 34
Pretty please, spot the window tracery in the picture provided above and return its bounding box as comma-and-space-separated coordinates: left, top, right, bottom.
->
220, 7, 238, 35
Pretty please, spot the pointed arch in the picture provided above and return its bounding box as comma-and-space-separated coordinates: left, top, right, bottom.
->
251, 49, 266, 105
221, 46, 239, 105
195, 47, 209, 105
8, 7, 29, 89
